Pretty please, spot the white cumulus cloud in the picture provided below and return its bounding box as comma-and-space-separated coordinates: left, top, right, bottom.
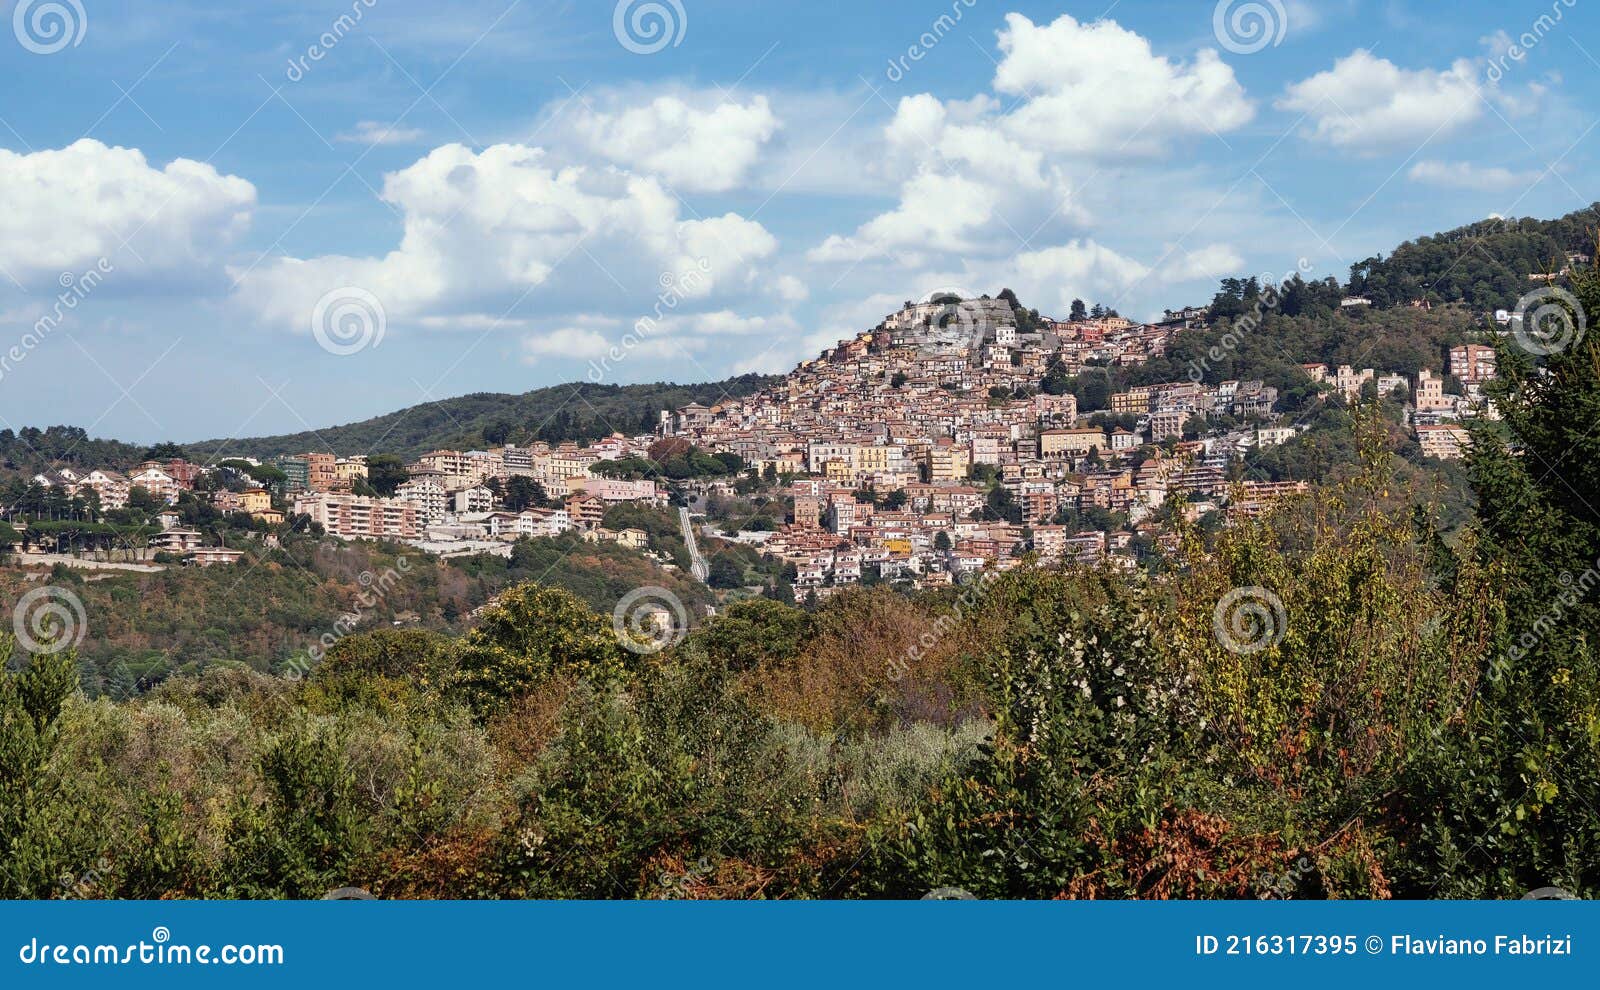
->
0, 139, 255, 288
1277, 50, 1528, 150
232, 142, 778, 334
567, 93, 780, 193
992, 13, 1254, 156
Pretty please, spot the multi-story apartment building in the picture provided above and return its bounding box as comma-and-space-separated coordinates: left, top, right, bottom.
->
807, 441, 855, 475
1256, 426, 1296, 448
128, 466, 181, 504
452, 486, 496, 514
793, 494, 822, 528
498, 444, 539, 477
927, 439, 970, 481
546, 445, 597, 483
1110, 387, 1152, 415
567, 477, 660, 503
827, 495, 860, 534
1415, 369, 1454, 414
1039, 428, 1108, 460
274, 455, 310, 492
396, 477, 449, 523
1449, 344, 1497, 385
292, 493, 420, 540
80, 469, 130, 510
855, 443, 907, 478
240, 488, 273, 514
565, 493, 607, 530
1149, 410, 1189, 441
302, 452, 337, 492
333, 456, 368, 486
1334, 365, 1375, 401
1230, 381, 1278, 418
1417, 423, 1471, 460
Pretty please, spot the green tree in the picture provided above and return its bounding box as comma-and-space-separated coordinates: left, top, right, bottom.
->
365, 454, 410, 497
141, 442, 187, 461
1402, 263, 1600, 896
503, 476, 549, 512
452, 584, 632, 713
0, 638, 84, 896
708, 556, 745, 589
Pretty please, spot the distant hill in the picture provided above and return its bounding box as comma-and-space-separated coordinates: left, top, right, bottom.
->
1348, 201, 1599, 310
184, 375, 779, 463
0, 426, 149, 479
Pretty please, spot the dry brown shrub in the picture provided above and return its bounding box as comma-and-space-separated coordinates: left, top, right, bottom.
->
1064, 809, 1391, 900
370, 827, 500, 899
746, 587, 944, 733
483, 675, 575, 769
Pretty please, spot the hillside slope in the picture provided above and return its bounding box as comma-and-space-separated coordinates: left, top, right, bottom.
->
185, 375, 779, 462
1349, 201, 1599, 310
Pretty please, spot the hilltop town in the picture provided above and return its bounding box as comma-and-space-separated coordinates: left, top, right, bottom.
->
9, 287, 1508, 592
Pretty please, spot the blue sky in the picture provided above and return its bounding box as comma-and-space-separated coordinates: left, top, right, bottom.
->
0, 0, 1594, 444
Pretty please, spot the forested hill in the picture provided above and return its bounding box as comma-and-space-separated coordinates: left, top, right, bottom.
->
185, 375, 779, 462
0, 426, 149, 478
1347, 201, 1599, 310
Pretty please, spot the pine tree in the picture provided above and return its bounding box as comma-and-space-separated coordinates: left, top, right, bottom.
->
1406, 260, 1600, 896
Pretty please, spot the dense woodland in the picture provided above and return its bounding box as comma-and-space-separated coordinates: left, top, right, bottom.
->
2, 266, 1597, 900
